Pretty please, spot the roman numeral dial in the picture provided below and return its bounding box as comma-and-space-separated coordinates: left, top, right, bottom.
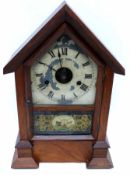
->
61, 47, 67, 55
48, 50, 55, 58
31, 35, 98, 105
85, 74, 92, 79
82, 61, 90, 67
80, 84, 88, 91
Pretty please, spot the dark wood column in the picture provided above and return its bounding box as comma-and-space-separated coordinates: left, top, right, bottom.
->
12, 65, 38, 168
88, 66, 114, 168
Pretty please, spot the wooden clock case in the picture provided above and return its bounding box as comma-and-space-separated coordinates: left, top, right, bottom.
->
3, 3, 125, 169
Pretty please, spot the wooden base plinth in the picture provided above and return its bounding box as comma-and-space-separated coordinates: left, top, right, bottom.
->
11, 150, 38, 169
11, 137, 113, 169
87, 151, 113, 169
87, 139, 113, 169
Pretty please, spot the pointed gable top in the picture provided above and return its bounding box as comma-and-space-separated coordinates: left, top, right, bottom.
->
3, 2, 125, 75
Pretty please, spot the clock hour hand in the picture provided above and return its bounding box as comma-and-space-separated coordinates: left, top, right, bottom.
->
58, 48, 62, 68
38, 61, 56, 72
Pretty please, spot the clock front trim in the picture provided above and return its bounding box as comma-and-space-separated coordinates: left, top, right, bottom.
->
24, 62, 104, 140
23, 24, 104, 140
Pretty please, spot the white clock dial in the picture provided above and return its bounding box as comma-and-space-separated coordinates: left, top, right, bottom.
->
31, 36, 98, 105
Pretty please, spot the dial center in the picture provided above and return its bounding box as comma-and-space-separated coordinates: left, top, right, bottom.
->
55, 67, 73, 84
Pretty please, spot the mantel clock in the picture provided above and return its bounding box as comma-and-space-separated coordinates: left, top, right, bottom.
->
3, 3, 125, 169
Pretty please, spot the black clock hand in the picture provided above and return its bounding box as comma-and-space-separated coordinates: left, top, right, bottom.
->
58, 48, 62, 67
38, 61, 57, 72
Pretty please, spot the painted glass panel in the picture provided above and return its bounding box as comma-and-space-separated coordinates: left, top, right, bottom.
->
33, 111, 93, 135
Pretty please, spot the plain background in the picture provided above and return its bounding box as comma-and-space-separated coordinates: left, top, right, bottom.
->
0, 0, 130, 174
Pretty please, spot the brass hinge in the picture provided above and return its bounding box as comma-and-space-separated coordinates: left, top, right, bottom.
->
25, 99, 32, 105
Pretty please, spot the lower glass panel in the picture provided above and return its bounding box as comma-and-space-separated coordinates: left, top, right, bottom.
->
33, 111, 93, 135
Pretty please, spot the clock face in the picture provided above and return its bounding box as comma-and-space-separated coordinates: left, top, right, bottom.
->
31, 35, 98, 105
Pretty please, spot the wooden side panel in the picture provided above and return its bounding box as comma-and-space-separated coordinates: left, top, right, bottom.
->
24, 65, 33, 139
32, 140, 93, 163
98, 66, 114, 140
92, 66, 104, 138
15, 66, 28, 139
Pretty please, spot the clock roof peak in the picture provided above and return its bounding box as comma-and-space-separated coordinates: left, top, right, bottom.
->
3, 3, 125, 75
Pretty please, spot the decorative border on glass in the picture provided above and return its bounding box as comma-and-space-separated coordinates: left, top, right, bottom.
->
33, 111, 93, 135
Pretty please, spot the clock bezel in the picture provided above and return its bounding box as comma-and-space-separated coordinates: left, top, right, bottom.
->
23, 23, 104, 140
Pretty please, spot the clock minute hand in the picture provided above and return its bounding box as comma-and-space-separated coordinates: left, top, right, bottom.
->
58, 48, 62, 68
38, 61, 57, 72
